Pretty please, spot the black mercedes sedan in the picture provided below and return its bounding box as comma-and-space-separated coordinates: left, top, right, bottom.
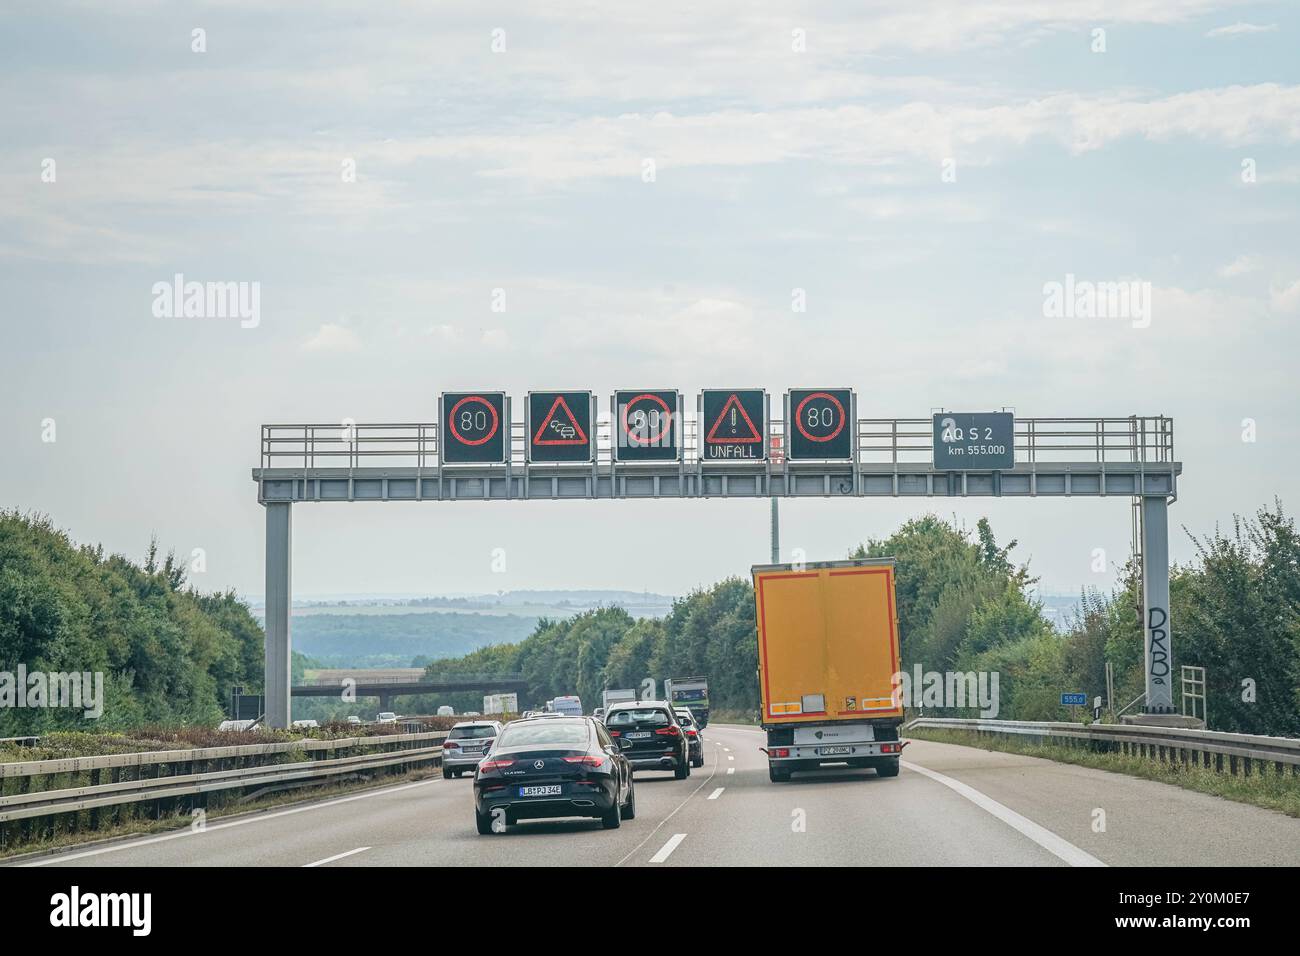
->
472, 716, 635, 834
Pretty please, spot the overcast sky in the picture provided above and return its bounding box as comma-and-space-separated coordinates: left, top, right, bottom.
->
2, 1, 1298, 602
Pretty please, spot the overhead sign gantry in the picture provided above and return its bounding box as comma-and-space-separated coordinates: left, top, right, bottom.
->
254, 399, 1180, 730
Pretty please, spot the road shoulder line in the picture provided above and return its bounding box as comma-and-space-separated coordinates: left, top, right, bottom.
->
902, 760, 1106, 867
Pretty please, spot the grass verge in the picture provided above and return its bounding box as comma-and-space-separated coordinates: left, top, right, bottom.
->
908, 727, 1300, 819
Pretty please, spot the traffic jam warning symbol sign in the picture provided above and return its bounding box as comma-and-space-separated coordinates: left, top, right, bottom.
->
787, 388, 854, 461
527, 391, 593, 463
701, 389, 766, 461
441, 391, 507, 464
614, 390, 680, 462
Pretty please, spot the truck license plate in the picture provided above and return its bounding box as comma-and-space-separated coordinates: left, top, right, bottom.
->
818, 746, 852, 756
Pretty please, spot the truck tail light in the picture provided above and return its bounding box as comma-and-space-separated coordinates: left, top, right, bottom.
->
769, 748, 789, 758
880, 743, 900, 754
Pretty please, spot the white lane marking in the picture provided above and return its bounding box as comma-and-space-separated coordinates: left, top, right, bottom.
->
21, 778, 442, 866
727, 755, 735, 761
650, 833, 687, 863
727, 767, 735, 775
708, 788, 725, 800
615, 742, 719, 867
303, 846, 370, 868
723, 747, 732, 752
902, 761, 1106, 868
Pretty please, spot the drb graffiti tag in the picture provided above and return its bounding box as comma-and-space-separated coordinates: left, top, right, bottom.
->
1147, 606, 1170, 685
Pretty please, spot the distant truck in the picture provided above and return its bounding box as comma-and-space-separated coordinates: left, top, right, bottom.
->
602, 688, 637, 710
482, 692, 518, 715
752, 557, 905, 783
663, 677, 710, 727
549, 695, 583, 717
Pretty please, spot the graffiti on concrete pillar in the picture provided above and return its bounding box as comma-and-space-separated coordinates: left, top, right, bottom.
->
1147, 606, 1170, 686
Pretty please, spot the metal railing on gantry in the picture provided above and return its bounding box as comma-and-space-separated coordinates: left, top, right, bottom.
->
259, 415, 1174, 471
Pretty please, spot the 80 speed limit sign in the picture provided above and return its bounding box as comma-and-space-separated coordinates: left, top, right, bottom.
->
441, 392, 508, 463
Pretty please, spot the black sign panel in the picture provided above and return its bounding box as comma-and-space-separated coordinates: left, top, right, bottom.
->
441, 391, 507, 464
933, 412, 1015, 470
614, 390, 680, 462
787, 388, 853, 460
701, 389, 767, 461
527, 391, 593, 463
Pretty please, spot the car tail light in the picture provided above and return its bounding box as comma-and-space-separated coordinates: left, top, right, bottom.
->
686, 729, 697, 737
608, 730, 621, 736
769, 748, 789, 758
443, 739, 460, 748
563, 756, 605, 767
655, 725, 681, 737
479, 758, 514, 771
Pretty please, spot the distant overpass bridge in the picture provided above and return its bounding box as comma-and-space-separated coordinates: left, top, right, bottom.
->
292, 672, 528, 712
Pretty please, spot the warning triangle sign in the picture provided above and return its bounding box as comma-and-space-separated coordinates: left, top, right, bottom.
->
706, 393, 762, 444
533, 396, 589, 446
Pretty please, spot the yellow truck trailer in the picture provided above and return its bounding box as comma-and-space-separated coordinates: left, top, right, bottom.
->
752, 557, 905, 782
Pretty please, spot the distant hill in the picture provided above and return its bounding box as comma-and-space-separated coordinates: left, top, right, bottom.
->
285, 611, 540, 669
252, 588, 676, 618
248, 589, 677, 671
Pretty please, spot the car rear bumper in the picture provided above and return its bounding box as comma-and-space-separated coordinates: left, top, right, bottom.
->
443, 752, 488, 769
475, 782, 618, 819
627, 752, 685, 770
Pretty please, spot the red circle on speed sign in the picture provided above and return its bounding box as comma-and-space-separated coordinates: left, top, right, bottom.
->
448, 395, 500, 446
793, 391, 846, 442
621, 393, 673, 445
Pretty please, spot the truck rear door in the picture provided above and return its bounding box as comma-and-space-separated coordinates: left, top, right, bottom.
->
754, 561, 901, 723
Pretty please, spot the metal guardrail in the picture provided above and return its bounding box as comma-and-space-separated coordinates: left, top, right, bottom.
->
0, 731, 446, 828
260, 416, 1175, 471
906, 718, 1300, 773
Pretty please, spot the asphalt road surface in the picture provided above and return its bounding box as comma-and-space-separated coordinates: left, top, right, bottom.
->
17, 724, 1300, 867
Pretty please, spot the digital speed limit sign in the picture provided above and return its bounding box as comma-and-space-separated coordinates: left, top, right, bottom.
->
613, 390, 681, 462
440, 392, 507, 464
786, 388, 854, 461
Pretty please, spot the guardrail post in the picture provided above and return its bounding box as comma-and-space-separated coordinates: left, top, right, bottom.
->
264, 501, 293, 729
1140, 495, 1175, 714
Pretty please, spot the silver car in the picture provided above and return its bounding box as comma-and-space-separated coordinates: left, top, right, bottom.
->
442, 720, 503, 778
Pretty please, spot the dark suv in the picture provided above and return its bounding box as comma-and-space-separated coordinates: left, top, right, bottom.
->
604, 701, 691, 779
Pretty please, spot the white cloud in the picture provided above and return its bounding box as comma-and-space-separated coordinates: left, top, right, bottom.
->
481, 329, 511, 348
1271, 279, 1300, 313
302, 323, 361, 352
377, 84, 1300, 183
427, 324, 465, 343
1206, 22, 1278, 37
1219, 255, 1261, 277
